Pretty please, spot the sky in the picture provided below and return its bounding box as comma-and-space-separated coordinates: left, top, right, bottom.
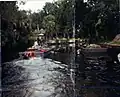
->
18, 0, 57, 13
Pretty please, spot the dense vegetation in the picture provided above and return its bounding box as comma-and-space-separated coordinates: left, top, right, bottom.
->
30, 0, 119, 40
0, 1, 33, 62
1, 0, 119, 62
75, 0, 120, 41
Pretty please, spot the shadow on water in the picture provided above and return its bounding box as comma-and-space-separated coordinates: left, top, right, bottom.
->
75, 49, 120, 97
49, 45, 120, 97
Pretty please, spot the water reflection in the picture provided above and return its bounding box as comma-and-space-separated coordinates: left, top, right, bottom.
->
49, 45, 120, 97
2, 45, 120, 97
2, 56, 75, 97
2, 62, 30, 97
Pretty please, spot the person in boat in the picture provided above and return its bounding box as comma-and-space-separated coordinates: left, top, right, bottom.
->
37, 36, 41, 46
32, 40, 39, 49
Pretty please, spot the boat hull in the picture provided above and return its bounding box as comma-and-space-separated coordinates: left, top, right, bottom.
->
19, 48, 52, 59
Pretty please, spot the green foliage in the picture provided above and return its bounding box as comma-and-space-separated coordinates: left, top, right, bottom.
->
42, 15, 56, 39
1, 1, 32, 62
76, 0, 119, 40
27, 0, 74, 39
110, 41, 120, 45
1, 0, 119, 62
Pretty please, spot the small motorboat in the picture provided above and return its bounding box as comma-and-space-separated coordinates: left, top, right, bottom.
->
24, 48, 36, 58
19, 47, 52, 59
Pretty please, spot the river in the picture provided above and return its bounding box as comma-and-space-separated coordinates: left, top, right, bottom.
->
1, 45, 120, 97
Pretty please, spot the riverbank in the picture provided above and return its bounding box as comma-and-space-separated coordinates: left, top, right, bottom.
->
1, 39, 34, 63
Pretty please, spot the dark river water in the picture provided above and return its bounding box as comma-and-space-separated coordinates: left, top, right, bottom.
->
1, 45, 120, 97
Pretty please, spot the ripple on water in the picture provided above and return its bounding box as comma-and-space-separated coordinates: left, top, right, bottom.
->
2, 57, 75, 97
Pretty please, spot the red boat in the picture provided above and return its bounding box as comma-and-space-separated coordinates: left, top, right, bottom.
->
19, 47, 52, 59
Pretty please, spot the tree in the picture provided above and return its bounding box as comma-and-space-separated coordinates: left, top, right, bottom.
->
42, 14, 56, 40
54, 0, 73, 38
1, 1, 33, 62
75, 0, 120, 41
